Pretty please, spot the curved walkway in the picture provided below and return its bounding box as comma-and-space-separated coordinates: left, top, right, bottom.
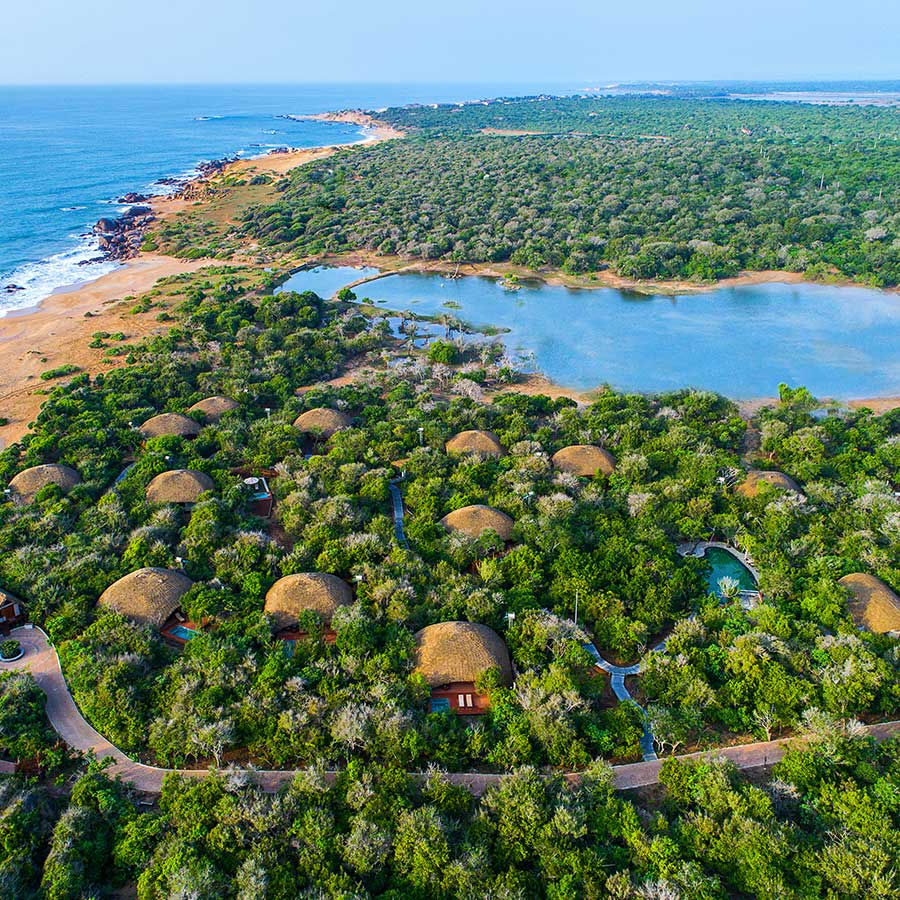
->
3, 626, 897, 795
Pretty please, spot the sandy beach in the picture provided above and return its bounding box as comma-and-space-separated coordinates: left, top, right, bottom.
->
0, 255, 220, 446
0, 115, 406, 448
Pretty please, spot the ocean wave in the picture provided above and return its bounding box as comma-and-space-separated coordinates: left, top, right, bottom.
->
0, 236, 119, 317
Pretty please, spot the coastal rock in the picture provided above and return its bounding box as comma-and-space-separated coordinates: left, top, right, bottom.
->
3, 284, 24, 293
93, 218, 119, 235
117, 192, 149, 203
91, 207, 156, 261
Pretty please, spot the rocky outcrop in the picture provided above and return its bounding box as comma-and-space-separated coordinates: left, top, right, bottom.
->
92, 205, 155, 261
117, 192, 149, 204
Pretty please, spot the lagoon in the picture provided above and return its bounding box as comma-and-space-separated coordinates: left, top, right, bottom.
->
279, 267, 900, 399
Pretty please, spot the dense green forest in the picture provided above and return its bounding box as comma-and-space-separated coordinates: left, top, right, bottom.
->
0, 265, 896, 775
1, 722, 897, 898
223, 96, 900, 284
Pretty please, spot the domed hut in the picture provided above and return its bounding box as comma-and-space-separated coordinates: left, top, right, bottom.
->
9, 464, 82, 502
187, 396, 239, 422
839, 573, 900, 636
146, 469, 215, 505
414, 621, 513, 714
264, 573, 353, 641
97, 567, 197, 643
552, 445, 616, 477
735, 469, 800, 498
0, 587, 25, 635
139, 413, 202, 440
440, 504, 514, 542
293, 408, 352, 440
445, 430, 505, 459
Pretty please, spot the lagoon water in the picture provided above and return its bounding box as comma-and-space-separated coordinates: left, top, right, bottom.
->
280, 267, 900, 398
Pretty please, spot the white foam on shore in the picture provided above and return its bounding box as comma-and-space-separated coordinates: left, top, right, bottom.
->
0, 235, 120, 317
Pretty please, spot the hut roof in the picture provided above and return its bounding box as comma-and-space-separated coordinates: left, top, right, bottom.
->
414, 621, 513, 688
264, 573, 353, 631
839, 573, 900, 634
440, 504, 514, 541
139, 413, 202, 439
445, 430, 506, 458
552, 445, 616, 477
97, 567, 193, 628
9, 464, 82, 501
292, 408, 352, 439
187, 396, 239, 421
735, 469, 800, 498
146, 469, 215, 504
0, 587, 20, 608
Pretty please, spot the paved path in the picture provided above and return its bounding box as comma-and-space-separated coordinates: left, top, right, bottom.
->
582, 641, 656, 760
388, 478, 409, 549
3, 626, 897, 795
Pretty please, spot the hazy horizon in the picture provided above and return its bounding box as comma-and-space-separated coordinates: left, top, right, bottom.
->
2, 0, 896, 86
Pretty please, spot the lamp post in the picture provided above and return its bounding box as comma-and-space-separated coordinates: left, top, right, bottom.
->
417, 427, 424, 446
574, 590, 579, 628
265, 407, 271, 419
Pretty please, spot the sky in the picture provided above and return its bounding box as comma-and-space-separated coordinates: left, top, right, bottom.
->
1, 0, 896, 85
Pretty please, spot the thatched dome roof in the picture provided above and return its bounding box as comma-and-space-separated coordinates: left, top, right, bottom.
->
97, 567, 193, 628
187, 396, 239, 421
139, 413, 202, 439
146, 469, 215, 504
292, 408, 352, 439
839, 573, 900, 634
264, 573, 353, 630
552, 445, 616, 477
440, 504, 514, 541
414, 622, 513, 688
9, 464, 82, 501
0, 586, 20, 607
735, 469, 800, 498
445, 430, 506, 458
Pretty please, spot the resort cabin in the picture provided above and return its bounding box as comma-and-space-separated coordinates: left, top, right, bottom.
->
187, 395, 240, 422
440, 504, 514, 542
414, 621, 513, 715
8, 463, 82, 503
293, 408, 352, 442
551, 445, 616, 477
839, 572, 900, 637
145, 469, 215, 506
0, 589, 25, 635
445, 430, 506, 459
264, 572, 353, 643
735, 469, 801, 498
138, 413, 202, 441
97, 566, 199, 646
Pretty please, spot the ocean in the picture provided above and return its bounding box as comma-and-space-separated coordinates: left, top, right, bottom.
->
0, 82, 566, 314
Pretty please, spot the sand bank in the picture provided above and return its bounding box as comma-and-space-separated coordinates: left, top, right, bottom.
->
0, 254, 216, 446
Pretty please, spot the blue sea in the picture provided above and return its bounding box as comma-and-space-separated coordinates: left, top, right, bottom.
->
0, 83, 567, 313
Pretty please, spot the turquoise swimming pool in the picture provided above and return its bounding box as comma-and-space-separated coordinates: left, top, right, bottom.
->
169, 624, 199, 641
704, 547, 757, 596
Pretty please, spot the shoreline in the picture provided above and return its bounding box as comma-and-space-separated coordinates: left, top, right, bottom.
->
2, 108, 898, 446
318, 251, 898, 297
0, 114, 406, 446
0, 110, 398, 318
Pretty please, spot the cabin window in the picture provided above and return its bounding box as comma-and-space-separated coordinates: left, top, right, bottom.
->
431, 697, 450, 712
457, 694, 466, 707
465, 694, 473, 707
